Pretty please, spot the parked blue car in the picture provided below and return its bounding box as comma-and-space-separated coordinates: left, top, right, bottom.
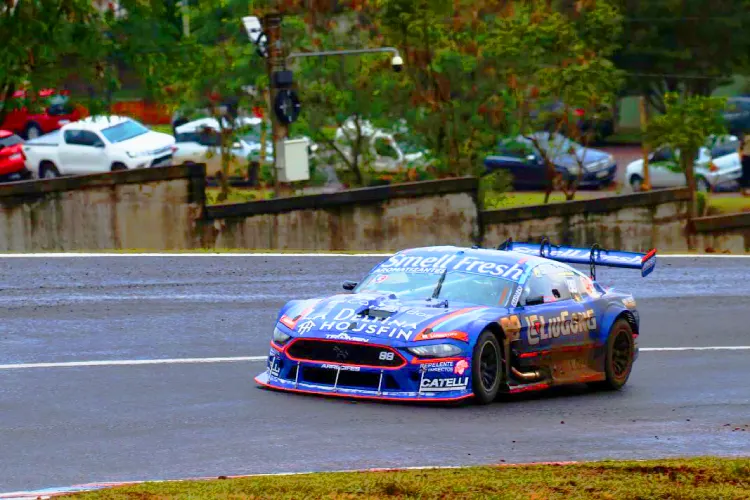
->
484, 132, 617, 190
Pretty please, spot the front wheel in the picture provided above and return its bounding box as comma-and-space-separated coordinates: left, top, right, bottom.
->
696, 176, 711, 193
629, 174, 643, 192
593, 319, 635, 391
471, 330, 503, 404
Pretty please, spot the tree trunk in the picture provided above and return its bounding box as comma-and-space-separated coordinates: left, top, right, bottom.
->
682, 152, 697, 219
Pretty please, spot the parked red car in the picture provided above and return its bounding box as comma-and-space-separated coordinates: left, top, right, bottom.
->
1, 89, 84, 140
0, 130, 31, 183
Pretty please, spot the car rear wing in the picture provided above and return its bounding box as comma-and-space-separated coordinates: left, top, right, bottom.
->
497, 237, 657, 279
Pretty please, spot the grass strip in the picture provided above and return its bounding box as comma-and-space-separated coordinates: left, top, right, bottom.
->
64, 457, 750, 499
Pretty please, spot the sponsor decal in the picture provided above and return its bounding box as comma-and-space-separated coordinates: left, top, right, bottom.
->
622, 297, 637, 309
325, 332, 370, 343
269, 347, 280, 356
525, 309, 597, 346
453, 359, 469, 375
321, 363, 361, 372
500, 315, 522, 341
375, 274, 389, 283
510, 285, 523, 307
414, 330, 469, 342
297, 319, 316, 335
269, 356, 281, 377
642, 254, 656, 273
565, 277, 578, 295
420, 376, 469, 392
374, 254, 525, 281
316, 308, 421, 340
513, 246, 643, 265
422, 361, 455, 373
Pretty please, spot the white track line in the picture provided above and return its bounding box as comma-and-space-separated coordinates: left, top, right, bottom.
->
0, 253, 748, 258
0, 347, 748, 371
0, 356, 266, 370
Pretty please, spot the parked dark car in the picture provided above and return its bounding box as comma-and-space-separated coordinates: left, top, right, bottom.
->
723, 97, 750, 137
484, 133, 617, 190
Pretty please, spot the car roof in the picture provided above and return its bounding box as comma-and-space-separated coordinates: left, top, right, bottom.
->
67, 115, 133, 131
176, 116, 261, 134
373, 246, 569, 283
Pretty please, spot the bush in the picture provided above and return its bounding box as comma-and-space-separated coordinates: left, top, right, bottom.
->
478, 170, 513, 209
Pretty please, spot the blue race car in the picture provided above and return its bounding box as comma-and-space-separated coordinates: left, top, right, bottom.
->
255, 239, 656, 404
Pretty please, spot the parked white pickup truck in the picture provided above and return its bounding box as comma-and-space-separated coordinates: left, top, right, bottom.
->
22, 116, 176, 179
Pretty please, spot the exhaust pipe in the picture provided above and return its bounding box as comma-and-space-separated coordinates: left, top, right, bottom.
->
511, 367, 543, 382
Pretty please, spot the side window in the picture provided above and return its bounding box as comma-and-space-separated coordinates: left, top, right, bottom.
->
522, 264, 571, 305
651, 147, 674, 162
175, 132, 200, 144
80, 131, 103, 147
374, 137, 399, 159
197, 128, 220, 147
63, 130, 85, 145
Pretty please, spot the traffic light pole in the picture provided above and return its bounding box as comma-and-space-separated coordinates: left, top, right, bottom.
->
263, 13, 288, 197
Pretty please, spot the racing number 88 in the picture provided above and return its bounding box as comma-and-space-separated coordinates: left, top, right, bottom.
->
379, 351, 395, 361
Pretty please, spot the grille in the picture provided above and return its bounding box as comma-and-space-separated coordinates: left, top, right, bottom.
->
302, 366, 382, 389
286, 339, 403, 368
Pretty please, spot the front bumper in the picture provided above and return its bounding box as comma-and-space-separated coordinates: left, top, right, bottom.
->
256, 343, 474, 402
576, 163, 617, 187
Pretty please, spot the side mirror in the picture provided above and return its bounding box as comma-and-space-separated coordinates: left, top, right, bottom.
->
524, 295, 545, 306
93, 142, 105, 148
342, 280, 358, 291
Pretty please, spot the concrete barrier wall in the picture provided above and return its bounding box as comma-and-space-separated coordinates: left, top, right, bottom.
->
480, 188, 692, 252
693, 212, 750, 253
3, 164, 750, 253
202, 178, 480, 251
0, 165, 205, 252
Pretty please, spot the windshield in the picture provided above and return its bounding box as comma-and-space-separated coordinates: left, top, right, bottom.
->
355, 270, 515, 307
101, 120, 150, 144
533, 133, 582, 156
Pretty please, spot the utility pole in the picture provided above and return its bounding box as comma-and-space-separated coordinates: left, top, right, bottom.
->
263, 13, 287, 197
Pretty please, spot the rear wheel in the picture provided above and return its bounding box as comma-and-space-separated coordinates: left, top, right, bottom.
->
471, 330, 503, 404
39, 162, 60, 179
593, 319, 635, 391
630, 174, 643, 192
696, 176, 711, 193
111, 162, 128, 172
24, 122, 43, 140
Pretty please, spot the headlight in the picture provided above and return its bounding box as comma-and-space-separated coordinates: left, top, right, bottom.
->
273, 326, 291, 345
407, 344, 463, 358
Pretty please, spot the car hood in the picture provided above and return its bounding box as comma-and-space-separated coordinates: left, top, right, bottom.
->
280, 293, 495, 343
116, 132, 175, 155
553, 148, 611, 169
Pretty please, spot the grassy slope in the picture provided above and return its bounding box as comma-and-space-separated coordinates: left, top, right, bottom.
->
66, 457, 750, 499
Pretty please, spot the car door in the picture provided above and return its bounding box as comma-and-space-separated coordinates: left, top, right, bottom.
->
515, 263, 591, 362
80, 131, 109, 172
196, 128, 223, 177
647, 147, 684, 187
59, 129, 93, 175
494, 139, 545, 188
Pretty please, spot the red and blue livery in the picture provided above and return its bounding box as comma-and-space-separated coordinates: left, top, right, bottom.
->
255, 239, 656, 404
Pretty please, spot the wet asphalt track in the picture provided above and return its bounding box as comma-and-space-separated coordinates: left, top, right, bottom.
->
1, 255, 749, 492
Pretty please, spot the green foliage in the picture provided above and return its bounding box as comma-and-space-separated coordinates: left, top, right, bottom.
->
612, 0, 750, 111
0, 0, 111, 120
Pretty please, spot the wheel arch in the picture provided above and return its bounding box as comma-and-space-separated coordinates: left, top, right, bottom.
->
601, 308, 639, 340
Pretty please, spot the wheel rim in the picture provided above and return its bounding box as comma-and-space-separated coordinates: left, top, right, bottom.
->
479, 341, 499, 391
28, 127, 39, 139
43, 169, 56, 178
611, 330, 633, 379
631, 178, 642, 191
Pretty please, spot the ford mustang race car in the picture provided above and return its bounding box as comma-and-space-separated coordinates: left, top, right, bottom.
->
255, 239, 656, 404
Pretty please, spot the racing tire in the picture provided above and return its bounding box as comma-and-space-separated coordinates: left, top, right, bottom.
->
471, 330, 503, 404
39, 162, 61, 179
629, 174, 643, 192
24, 122, 43, 140
593, 319, 635, 391
111, 162, 128, 172
696, 176, 711, 193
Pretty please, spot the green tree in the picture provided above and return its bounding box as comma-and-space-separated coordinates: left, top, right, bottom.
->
485, 1, 623, 202
646, 92, 727, 218
612, 0, 750, 113
0, 0, 111, 123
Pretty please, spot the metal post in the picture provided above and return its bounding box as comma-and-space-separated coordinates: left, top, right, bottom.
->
263, 13, 287, 197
